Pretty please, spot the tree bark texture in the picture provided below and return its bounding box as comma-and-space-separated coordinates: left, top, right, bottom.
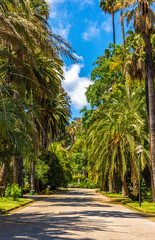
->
13, 157, 20, 184
112, 11, 115, 45
18, 156, 23, 196
0, 161, 8, 184
31, 161, 35, 190
109, 177, 113, 192
122, 184, 126, 196
131, 158, 139, 197
121, 9, 125, 47
122, 175, 138, 200
144, 32, 155, 202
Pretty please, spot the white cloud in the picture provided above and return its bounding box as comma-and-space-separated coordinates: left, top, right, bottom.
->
101, 17, 112, 33
82, 24, 100, 41
52, 23, 71, 40
82, 16, 113, 41
73, 53, 84, 62
62, 64, 92, 109
50, 11, 56, 18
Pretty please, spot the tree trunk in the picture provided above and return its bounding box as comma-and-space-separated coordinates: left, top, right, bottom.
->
112, 11, 115, 45
31, 161, 35, 191
13, 157, 20, 184
36, 180, 40, 194
0, 161, 8, 184
120, 9, 125, 47
131, 158, 139, 197
109, 176, 113, 192
122, 175, 138, 200
122, 184, 126, 196
112, 175, 116, 193
145, 74, 149, 116
144, 32, 155, 202
18, 156, 23, 196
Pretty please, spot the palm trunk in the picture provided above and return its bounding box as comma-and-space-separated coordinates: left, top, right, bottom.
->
0, 161, 8, 184
7, 45, 12, 84
122, 175, 138, 200
120, 9, 125, 47
112, 174, 116, 192
18, 156, 23, 196
122, 184, 126, 196
109, 176, 113, 192
145, 74, 149, 116
31, 161, 35, 191
131, 158, 139, 197
13, 157, 20, 184
112, 11, 115, 45
120, 9, 130, 96
144, 32, 155, 202
0, 89, 7, 119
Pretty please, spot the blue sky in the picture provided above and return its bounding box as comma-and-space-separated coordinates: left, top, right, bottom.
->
47, 0, 124, 118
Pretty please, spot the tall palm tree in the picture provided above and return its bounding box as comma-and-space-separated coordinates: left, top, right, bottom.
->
0, 96, 37, 185
116, 0, 155, 202
87, 85, 149, 199
0, 0, 76, 188
100, 0, 116, 44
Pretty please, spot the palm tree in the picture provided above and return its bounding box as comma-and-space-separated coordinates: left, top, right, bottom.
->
67, 121, 77, 146
100, 0, 116, 44
0, 0, 76, 188
116, 0, 155, 202
0, 95, 37, 185
87, 85, 149, 199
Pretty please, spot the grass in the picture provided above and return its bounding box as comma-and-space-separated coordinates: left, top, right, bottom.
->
124, 200, 155, 214
99, 191, 155, 214
99, 191, 128, 199
0, 197, 33, 213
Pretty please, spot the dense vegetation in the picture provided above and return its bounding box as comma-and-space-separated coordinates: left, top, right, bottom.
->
0, 0, 75, 197
79, 0, 155, 202
0, 0, 155, 207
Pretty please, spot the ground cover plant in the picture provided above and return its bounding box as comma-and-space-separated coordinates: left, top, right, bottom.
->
0, 197, 33, 213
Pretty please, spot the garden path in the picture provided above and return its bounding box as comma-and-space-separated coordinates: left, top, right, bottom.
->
0, 188, 155, 239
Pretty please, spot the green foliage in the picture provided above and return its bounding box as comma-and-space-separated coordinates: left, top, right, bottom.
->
5, 185, 11, 198
86, 44, 125, 108
86, 84, 150, 196
0, 198, 32, 212
11, 184, 21, 201
69, 139, 88, 176
35, 143, 73, 190
80, 106, 94, 131
35, 158, 50, 185
69, 176, 98, 189
0, 0, 74, 189
141, 178, 152, 200
5, 184, 21, 201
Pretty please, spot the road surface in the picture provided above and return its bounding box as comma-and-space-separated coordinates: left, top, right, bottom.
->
0, 188, 155, 239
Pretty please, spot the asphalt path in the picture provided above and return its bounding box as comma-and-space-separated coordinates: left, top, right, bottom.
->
0, 189, 155, 240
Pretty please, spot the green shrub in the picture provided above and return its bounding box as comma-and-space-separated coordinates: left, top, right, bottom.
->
10, 184, 21, 201
69, 177, 99, 189
5, 184, 21, 201
5, 185, 11, 198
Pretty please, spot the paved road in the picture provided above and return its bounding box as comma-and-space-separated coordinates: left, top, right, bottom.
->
0, 189, 155, 240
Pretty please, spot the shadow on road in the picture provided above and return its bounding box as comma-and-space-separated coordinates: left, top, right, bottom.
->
0, 189, 142, 240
